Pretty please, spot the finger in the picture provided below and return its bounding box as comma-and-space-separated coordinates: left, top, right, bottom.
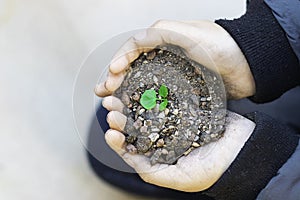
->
94, 82, 112, 97
105, 129, 126, 155
102, 96, 124, 113
122, 152, 156, 173
149, 20, 198, 51
111, 20, 219, 75
106, 111, 127, 132
109, 20, 198, 75
104, 130, 163, 174
146, 21, 214, 71
109, 39, 142, 74
181, 20, 212, 28
109, 29, 164, 74
151, 20, 220, 73
105, 71, 125, 92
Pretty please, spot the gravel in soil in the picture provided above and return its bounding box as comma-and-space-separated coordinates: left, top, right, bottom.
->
113, 45, 226, 165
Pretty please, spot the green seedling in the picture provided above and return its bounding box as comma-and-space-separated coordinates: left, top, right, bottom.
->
140, 84, 169, 111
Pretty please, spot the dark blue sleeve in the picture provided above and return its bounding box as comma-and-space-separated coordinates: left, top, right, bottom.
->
264, 0, 300, 62
257, 140, 300, 200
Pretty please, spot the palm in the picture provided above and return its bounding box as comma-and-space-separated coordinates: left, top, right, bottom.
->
102, 96, 255, 192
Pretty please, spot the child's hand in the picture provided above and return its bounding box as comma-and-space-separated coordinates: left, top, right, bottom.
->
101, 96, 255, 192
95, 20, 255, 99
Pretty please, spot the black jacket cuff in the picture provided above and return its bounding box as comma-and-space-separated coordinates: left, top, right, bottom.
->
215, 0, 300, 103
203, 111, 299, 200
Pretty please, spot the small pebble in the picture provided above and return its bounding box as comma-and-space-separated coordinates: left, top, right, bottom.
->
172, 85, 178, 91
153, 76, 158, 84
145, 120, 152, 126
148, 133, 159, 142
146, 51, 156, 60
191, 88, 201, 95
156, 139, 164, 147
200, 97, 207, 101
126, 135, 136, 143
151, 127, 160, 132
138, 108, 145, 115
139, 82, 145, 88
164, 108, 170, 115
194, 67, 201, 75
140, 126, 148, 133
136, 137, 152, 153
173, 109, 179, 115
133, 119, 143, 130
132, 93, 140, 101
161, 149, 168, 155
153, 104, 159, 113
158, 112, 165, 118
183, 148, 193, 156
121, 92, 130, 105
134, 71, 141, 78
192, 142, 200, 148
126, 144, 137, 154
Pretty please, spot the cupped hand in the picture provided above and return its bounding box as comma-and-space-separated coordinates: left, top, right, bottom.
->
95, 20, 256, 192
101, 96, 255, 192
95, 20, 255, 99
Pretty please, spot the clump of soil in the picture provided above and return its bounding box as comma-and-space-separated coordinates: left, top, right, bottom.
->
113, 46, 226, 165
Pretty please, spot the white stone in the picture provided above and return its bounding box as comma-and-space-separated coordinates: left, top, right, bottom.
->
148, 133, 159, 142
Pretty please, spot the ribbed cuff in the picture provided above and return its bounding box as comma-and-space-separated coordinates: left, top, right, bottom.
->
215, 0, 300, 103
203, 112, 299, 200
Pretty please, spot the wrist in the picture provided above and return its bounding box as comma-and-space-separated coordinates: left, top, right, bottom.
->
212, 22, 256, 99
215, 1, 300, 102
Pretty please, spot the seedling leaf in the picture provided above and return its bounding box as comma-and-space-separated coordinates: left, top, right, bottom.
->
159, 84, 168, 98
140, 89, 157, 110
159, 99, 168, 111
